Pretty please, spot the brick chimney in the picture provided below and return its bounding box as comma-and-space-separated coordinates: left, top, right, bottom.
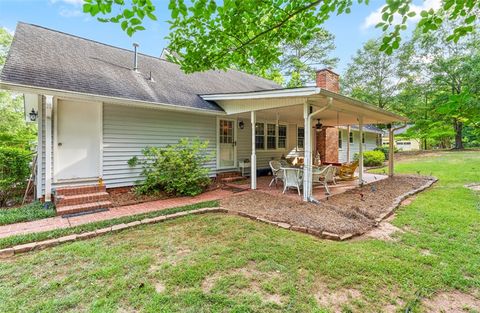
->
316, 68, 340, 93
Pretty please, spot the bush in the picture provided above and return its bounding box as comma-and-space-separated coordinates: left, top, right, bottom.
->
0, 147, 31, 207
354, 150, 385, 167
0, 201, 55, 225
128, 138, 212, 196
373, 146, 399, 160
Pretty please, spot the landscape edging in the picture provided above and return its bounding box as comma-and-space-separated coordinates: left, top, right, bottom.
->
0, 207, 225, 258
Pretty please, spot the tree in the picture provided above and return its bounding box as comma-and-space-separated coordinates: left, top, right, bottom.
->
280, 29, 338, 87
83, 0, 479, 73
0, 28, 36, 149
342, 39, 402, 110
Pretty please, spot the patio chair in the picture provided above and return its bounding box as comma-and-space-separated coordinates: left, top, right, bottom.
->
282, 167, 303, 195
312, 165, 336, 195
338, 160, 359, 181
269, 160, 284, 187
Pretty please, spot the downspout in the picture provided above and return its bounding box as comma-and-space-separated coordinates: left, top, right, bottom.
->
303, 98, 332, 202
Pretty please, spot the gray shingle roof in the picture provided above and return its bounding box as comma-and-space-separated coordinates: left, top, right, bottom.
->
0, 23, 282, 112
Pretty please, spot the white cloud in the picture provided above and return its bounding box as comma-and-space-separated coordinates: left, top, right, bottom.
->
50, 0, 85, 6
361, 0, 442, 30
59, 8, 83, 17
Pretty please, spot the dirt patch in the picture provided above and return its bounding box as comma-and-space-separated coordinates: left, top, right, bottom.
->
221, 175, 433, 236
422, 290, 480, 312
315, 282, 362, 311
465, 183, 480, 192
362, 221, 404, 241
154, 282, 166, 293
202, 262, 284, 305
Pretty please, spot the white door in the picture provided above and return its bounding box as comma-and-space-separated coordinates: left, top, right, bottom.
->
55, 100, 101, 181
218, 119, 236, 169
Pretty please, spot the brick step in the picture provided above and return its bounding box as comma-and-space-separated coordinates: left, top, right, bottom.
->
55, 192, 110, 208
220, 176, 247, 183
216, 171, 242, 180
56, 185, 106, 196
56, 201, 112, 216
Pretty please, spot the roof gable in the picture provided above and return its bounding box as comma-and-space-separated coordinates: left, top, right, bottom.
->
0, 23, 282, 112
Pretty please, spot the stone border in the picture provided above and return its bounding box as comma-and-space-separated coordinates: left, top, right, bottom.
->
0, 177, 438, 258
0, 207, 227, 259
228, 176, 438, 242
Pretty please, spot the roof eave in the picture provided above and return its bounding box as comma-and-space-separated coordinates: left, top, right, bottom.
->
0, 81, 227, 116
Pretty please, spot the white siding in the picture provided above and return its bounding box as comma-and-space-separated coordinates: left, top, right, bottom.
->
236, 119, 299, 170
338, 130, 379, 163
102, 103, 217, 188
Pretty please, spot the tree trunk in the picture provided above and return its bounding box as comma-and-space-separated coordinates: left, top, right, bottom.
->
453, 119, 464, 150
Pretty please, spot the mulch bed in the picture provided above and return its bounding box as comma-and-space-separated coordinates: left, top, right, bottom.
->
109, 191, 169, 207
220, 175, 434, 236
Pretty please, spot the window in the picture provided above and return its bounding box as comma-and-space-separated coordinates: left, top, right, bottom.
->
338, 131, 343, 149
255, 123, 264, 149
278, 125, 287, 149
219, 120, 233, 144
349, 132, 354, 144
297, 127, 305, 149
362, 133, 365, 144
267, 124, 276, 149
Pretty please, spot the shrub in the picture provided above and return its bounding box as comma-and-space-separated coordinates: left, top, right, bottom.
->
354, 150, 385, 167
128, 138, 212, 196
0, 147, 31, 207
374, 146, 399, 160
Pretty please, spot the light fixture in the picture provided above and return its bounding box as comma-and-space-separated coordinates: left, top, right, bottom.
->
238, 120, 244, 130
29, 108, 38, 122
315, 119, 322, 132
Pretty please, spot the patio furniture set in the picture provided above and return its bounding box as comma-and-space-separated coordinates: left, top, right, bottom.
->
268, 160, 359, 195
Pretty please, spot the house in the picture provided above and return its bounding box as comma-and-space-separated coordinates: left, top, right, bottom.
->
0, 23, 406, 214
382, 125, 421, 151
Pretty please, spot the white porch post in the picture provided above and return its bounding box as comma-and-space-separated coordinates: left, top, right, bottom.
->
250, 111, 257, 190
44, 95, 53, 202
303, 102, 311, 201
388, 126, 394, 177
358, 117, 364, 184
36, 95, 43, 199
346, 125, 351, 163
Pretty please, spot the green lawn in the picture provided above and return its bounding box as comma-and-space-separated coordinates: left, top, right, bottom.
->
0, 201, 55, 226
0, 151, 479, 312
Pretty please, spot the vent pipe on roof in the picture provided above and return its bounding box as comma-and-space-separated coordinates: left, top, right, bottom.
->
133, 43, 139, 72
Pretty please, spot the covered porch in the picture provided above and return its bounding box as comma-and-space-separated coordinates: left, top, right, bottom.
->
202, 86, 407, 202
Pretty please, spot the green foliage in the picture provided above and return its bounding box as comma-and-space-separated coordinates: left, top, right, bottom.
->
0, 147, 31, 206
84, 1, 479, 72
129, 138, 212, 196
373, 146, 398, 160
354, 150, 385, 166
0, 201, 55, 225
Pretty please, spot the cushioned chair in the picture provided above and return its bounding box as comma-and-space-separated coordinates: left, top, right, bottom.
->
338, 160, 359, 181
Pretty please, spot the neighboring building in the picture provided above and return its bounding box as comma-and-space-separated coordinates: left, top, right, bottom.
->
382, 125, 421, 151
0, 23, 406, 208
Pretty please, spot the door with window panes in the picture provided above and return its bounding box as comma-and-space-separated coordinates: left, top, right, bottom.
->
218, 119, 236, 168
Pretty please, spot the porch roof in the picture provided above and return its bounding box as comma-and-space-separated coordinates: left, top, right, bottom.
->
201, 87, 407, 125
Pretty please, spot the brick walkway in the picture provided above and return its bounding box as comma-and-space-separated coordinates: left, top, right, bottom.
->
0, 188, 236, 239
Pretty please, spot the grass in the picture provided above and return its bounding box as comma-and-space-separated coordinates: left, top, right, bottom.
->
0, 200, 219, 250
0, 151, 479, 312
0, 201, 55, 226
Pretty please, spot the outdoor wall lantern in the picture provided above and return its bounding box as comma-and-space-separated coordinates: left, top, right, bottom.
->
238, 120, 245, 130
29, 108, 38, 122
315, 119, 323, 132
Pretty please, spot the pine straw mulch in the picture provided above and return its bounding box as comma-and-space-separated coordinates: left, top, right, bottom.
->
220, 175, 433, 236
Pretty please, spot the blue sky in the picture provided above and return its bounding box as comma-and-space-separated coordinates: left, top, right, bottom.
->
0, 0, 440, 73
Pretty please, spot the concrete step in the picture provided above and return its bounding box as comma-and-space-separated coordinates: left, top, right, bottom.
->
56, 201, 112, 216
56, 185, 106, 197
55, 192, 110, 208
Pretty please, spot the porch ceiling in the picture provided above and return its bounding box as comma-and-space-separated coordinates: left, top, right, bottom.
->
201, 87, 407, 125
